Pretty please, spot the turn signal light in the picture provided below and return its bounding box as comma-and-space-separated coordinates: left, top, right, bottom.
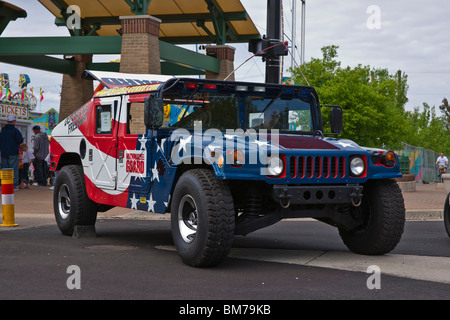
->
385, 151, 396, 162
384, 151, 396, 167
370, 150, 396, 168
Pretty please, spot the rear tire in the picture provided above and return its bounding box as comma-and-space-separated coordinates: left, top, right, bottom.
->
54, 165, 97, 236
171, 169, 235, 267
339, 179, 405, 255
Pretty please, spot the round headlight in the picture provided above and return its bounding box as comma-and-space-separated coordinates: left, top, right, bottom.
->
267, 157, 284, 176
350, 156, 365, 176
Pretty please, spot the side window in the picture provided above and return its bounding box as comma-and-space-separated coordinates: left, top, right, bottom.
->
127, 102, 146, 135
95, 104, 112, 135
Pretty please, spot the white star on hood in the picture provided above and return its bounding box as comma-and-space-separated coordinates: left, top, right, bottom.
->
336, 141, 354, 148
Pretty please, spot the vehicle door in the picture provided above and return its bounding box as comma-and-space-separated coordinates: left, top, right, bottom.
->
86, 97, 120, 190
116, 94, 152, 195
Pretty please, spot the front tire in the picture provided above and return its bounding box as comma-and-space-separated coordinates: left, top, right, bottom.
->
339, 179, 405, 255
171, 169, 235, 267
54, 165, 97, 236
444, 193, 450, 237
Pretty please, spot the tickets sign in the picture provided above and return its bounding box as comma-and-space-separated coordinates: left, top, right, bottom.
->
0, 102, 29, 119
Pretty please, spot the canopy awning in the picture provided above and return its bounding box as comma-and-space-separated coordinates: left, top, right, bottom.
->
0, 1, 27, 35
38, 0, 260, 44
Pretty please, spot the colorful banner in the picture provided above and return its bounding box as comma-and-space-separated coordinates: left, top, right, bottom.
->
6, 87, 11, 100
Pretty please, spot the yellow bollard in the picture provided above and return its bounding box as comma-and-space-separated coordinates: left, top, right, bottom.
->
1, 169, 18, 227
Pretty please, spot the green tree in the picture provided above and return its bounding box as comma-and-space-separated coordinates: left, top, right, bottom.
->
404, 103, 450, 155
439, 98, 450, 134
290, 45, 409, 149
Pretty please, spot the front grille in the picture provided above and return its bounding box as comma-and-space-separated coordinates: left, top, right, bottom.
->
289, 155, 346, 180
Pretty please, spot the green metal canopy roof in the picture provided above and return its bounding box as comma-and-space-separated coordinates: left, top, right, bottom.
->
0, 1, 27, 35
38, 0, 260, 44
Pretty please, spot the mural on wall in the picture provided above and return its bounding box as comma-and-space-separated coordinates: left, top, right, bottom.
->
30, 108, 59, 134
395, 149, 422, 181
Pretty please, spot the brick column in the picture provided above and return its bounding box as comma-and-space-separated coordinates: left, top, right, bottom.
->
119, 15, 161, 74
205, 45, 236, 81
59, 54, 94, 121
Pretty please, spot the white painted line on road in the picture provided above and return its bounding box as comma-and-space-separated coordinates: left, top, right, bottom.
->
229, 249, 450, 285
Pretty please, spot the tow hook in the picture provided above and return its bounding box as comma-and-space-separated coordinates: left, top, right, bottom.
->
350, 187, 363, 207
279, 188, 291, 208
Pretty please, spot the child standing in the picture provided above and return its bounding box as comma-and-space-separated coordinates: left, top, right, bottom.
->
19, 144, 35, 189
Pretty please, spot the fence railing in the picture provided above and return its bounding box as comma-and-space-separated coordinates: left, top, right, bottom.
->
395, 143, 441, 182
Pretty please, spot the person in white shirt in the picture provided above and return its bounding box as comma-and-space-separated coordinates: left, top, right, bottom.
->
436, 153, 448, 174
19, 145, 35, 189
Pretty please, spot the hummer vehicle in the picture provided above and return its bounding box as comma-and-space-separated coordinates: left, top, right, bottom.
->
50, 71, 405, 267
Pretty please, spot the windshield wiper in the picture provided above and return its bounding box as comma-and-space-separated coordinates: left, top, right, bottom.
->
259, 90, 283, 117
170, 87, 200, 127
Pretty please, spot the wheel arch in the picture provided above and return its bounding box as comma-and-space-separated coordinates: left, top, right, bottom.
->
55, 152, 82, 171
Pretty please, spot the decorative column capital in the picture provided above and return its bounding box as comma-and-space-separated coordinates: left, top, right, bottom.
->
206, 45, 236, 61
120, 15, 161, 36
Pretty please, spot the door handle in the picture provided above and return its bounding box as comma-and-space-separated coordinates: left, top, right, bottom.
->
118, 150, 124, 163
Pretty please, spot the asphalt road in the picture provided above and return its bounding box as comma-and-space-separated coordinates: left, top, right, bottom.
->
1, 218, 450, 304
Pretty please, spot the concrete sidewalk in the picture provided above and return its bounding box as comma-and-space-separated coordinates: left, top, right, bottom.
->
402, 182, 448, 220
1, 181, 448, 228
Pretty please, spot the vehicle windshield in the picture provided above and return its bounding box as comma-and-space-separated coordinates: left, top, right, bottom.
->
163, 82, 316, 133
164, 91, 239, 130
245, 95, 314, 133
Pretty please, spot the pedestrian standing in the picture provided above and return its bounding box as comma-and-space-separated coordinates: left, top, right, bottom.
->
0, 115, 25, 190
19, 143, 34, 189
32, 125, 49, 186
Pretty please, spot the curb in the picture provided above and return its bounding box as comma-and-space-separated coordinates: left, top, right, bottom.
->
405, 209, 443, 221
7, 210, 445, 225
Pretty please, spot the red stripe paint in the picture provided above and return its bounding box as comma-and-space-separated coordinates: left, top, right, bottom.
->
2, 184, 14, 194
84, 176, 129, 207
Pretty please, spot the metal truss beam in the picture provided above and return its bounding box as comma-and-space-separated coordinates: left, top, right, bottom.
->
0, 37, 219, 75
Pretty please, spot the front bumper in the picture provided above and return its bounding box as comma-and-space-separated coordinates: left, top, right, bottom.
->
272, 184, 363, 207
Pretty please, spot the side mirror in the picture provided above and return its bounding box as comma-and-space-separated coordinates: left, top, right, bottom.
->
144, 97, 164, 129
330, 106, 343, 135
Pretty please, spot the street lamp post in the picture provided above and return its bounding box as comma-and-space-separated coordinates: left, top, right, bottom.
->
265, 0, 282, 84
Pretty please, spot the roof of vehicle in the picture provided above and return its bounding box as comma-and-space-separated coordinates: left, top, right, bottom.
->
84, 70, 319, 100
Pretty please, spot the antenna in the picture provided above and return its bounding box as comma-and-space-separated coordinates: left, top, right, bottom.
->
291, 0, 297, 73
301, 0, 306, 65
